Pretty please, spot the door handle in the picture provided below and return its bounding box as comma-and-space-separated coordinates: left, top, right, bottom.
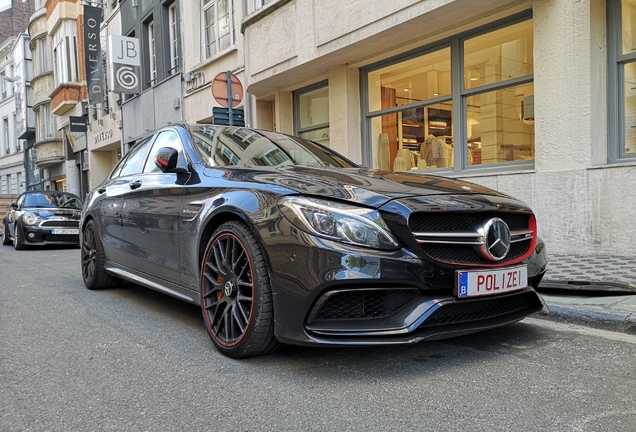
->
97, 187, 106, 194
129, 180, 142, 190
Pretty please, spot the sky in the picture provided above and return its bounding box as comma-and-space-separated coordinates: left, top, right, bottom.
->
0, 0, 10, 14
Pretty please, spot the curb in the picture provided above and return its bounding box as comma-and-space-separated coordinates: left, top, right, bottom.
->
535, 305, 636, 335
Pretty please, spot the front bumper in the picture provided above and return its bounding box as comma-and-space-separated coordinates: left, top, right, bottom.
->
262, 216, 549, 347
19, 225, 80, 246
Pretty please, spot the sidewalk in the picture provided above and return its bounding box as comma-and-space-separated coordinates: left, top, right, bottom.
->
536, 253, 636, 335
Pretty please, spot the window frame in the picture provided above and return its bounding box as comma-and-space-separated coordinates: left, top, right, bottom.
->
360, 11, 534, 174
608, 0, 636, 163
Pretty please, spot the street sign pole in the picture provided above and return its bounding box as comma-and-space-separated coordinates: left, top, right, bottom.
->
227, 71, 234, 126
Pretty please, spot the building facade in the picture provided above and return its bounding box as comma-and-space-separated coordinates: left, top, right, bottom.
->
240, 0, 636, 257
0, 0, 34, 194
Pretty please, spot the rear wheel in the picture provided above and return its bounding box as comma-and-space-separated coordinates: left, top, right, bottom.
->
2, 224, 11, 246
81, 220, 121, 289
200, 221, 283, 358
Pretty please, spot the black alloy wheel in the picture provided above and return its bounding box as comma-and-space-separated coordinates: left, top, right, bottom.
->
201, 221, 282, 358
2, 223, 11, 246
81, 220, 121, 289
13, 222, 25, 250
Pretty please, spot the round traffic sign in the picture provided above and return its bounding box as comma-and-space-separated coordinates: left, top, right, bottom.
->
211, 72, 244, 108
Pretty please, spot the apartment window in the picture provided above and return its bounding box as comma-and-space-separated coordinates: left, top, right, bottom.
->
203, 0, 234, 60
3, 117, 9, 155
13, 113, 19, 151
146, 20, 157, 86
244, 0, 275, 16
363, 15, 533, 172
0, 72, 6, 100
294, 81, 330, 147
608, 0, 636, 162
52, 20, 79, 85
168, 3, 179, 75
35, 103, 52, 141
33, 37, 50, 77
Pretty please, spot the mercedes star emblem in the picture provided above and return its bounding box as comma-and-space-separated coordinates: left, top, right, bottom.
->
477, 218, 511, 261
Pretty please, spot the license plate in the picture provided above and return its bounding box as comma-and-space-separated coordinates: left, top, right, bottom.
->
52, 229, 79, 235
456, 265, 528, 298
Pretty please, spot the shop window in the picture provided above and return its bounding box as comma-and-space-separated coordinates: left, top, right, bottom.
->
203, 0, 234, 60
294, 82, 330, 147
608, 0, 636, 161
362, 15, 534, 172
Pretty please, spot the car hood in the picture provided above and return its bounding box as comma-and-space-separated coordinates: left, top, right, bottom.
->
24, 208, 82, 219
203, 165, 509, 208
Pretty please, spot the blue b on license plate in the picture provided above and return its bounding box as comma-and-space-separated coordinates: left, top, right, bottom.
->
456, 265, 528, 298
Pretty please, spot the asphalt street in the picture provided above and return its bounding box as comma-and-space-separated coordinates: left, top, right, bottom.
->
1, 246, 635, 432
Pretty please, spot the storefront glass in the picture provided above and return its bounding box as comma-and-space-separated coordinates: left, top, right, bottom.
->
624, 62, 636, 154
464, 20, 533, 90
370, 103, 453, 171
363, 17, 533, 172
466, 84, 534, 166
367, 48, 451, 113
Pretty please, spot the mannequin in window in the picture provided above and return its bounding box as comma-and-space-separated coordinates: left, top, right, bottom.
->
420, 134, 447, 168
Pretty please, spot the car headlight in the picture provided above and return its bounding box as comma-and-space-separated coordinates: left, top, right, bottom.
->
279, 196, 400, 250
22, 212, 40, 226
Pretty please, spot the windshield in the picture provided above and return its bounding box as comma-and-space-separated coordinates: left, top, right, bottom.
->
188, 126, 358, 169
23, 193, 83, 209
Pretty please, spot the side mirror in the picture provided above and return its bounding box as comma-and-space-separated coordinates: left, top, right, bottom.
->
154, 147, 187, 173
10, 201, 17, 210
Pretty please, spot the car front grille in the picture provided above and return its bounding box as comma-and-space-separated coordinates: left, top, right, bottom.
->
409, 211, 533, 266
421, 290, 542, 327
409, 212, 529, 232
419, 240, 531, 265
313, 290, 418, 322
40, 220, 79, 228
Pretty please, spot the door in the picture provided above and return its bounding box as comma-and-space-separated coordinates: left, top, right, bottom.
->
119, 130, 186, 284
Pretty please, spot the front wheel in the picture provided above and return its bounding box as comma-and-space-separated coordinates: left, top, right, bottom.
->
81, 220, 121, 289
13, 223, 25, 250
2, 223, 11, 246
200, 221, 283, 358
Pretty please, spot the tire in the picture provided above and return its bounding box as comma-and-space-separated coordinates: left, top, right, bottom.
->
2, 224, 11, 246
13, 222, 25, 250
200, 221, 283, 358
81, 219, 121, 290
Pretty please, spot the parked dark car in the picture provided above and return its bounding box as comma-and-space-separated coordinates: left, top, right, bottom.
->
80, 125, 549, 358
2, 190, 82, 250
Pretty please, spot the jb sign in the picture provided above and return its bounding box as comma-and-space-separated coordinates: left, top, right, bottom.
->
108, 35, 141, 95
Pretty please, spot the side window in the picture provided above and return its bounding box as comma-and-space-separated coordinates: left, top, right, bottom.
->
119, 137, 155, 177
16, 195, 25, 209
142, 131, 184, 173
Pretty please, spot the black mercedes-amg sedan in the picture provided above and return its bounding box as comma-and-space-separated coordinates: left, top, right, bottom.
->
3, 191, 82, 250
80, 125, 549, 358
